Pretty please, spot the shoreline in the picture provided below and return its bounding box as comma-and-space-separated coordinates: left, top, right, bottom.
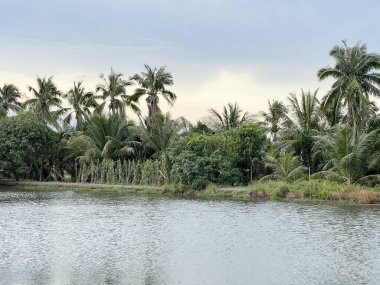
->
1, 180, 380, 205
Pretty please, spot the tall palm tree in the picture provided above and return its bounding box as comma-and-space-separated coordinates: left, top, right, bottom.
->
130, 64, 176, 118
208, 102, 248, 131
24, 77, 65, 126
312, 125, 380, 184
318, 41, 380, 145
68, 113, 139, 162
260, 100, 287, 141
0, 84, 22, 118
281, 89, 322, 172
96, 69, 139, 116
321, 94, 344, 128
64, 82, 98, 131
138, 112, 185, 159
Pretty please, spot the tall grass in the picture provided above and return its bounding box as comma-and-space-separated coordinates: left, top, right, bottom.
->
250, 179, 380, 203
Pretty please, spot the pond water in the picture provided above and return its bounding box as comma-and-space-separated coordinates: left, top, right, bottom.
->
0, 190, 379, 285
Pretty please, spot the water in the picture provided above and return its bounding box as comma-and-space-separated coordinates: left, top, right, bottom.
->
0, 190, 379, 285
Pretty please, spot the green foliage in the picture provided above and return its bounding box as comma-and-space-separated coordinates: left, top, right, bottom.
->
269, 185, 290, 199
24, 77, 64, 127
318, 41, 380, 144
2, 41, 380, 190
208, 102, 248, 131
169, 123, 267, 189
0, 113, 57, 180
260, 152, 307, 183
68, 113, 138, 161
259, 100, 287, 141
96, 68, 139, 116
280, 89, 322, 171
137, 112, 185, 159
130, 64, 176, 118
0, 84, 22, 118
63, 81, 98, 131
191, 121, 214, 135
312, 126, 380, 183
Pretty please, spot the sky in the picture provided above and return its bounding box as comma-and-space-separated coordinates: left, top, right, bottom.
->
1, 0, 380, 122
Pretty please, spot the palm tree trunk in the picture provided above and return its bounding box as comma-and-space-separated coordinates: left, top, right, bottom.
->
76, 113, 83, 131
348, 105, 357, 146
352, 119, 357, 146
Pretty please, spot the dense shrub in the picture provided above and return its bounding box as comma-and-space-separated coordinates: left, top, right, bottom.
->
0, 113, 57, 180
168, 123, 267, 189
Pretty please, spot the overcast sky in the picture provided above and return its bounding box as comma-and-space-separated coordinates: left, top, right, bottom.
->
1, 0, 380, 122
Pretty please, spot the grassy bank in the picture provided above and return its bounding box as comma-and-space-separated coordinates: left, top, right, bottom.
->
2, 180, 380, 205
248, 180, 380, 204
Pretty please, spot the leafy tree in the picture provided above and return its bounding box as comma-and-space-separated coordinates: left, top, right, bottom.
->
191, 121, 214, 135
96, 69, 139, 116
130, 64, 176, 118
0, 113, 56, 180
227, 123, 267, 181
63, 81, 98, 131
169, 123, 266, 188
208, 102, 248, 131
260, 100, 287, 141
318, 41, 380, 145
0, 84, 22, 118
24, 77, 65, 126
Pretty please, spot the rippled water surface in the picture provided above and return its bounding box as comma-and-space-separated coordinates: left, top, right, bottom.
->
0, 190, 379, 285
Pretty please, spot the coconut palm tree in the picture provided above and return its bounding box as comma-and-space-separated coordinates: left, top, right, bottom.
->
281, 89, 322, 171
321, 94, 344, 128
260, 152, 307, 183
63, 82, 98, 131
260, 100, 287, 141
24, 77, 65, 126
312, 125, 380, 184
96, 69, 139, 116
68, 113, 139, 162
130, 64, 176, 118
0, 84, 22, 118
318, 41, 380, 145
208, 102, 248, 131
137, 112, 186, 159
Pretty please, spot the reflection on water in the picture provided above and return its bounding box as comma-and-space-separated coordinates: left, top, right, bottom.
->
0, 190, 379, 285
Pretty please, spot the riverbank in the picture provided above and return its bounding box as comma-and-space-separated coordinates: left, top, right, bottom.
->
1, 180, 380, 205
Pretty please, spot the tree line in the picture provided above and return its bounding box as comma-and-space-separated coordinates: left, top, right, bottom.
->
1, 41, 380, 189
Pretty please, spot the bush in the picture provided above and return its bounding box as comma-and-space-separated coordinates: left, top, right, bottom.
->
168, 124, 267, 188
270, 185, 290, 199
278, 185, 290, 198
191, 177, 209, 190
0, 113, 56, 180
